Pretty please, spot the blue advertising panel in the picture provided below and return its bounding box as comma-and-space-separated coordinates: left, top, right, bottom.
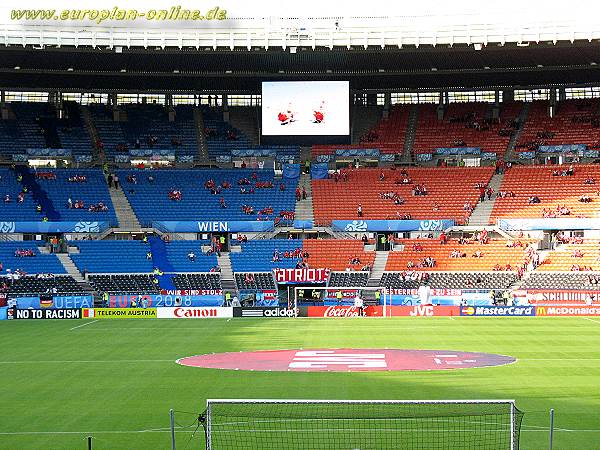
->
108, 294, 223, 307
153, 221, 274, 233
332, 219, 454, 233
13, 295, 93, 309
459, 305, 536, 316
0, 221, 109, 233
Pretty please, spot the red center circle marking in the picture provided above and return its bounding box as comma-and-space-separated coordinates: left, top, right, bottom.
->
176, 349, 516, 372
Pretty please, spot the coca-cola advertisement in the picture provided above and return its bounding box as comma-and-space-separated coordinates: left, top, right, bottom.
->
308, 305, 383, 318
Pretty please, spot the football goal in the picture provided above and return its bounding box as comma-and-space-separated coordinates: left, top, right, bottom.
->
201, 399, 523, 450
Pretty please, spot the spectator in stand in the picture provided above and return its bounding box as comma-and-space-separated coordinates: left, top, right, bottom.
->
479, 186, 486, 202
357, 204, 363, 217
302, 186, 307, 200
188, 251, 196, 262
439, 232, 447, 245
486, 187, 494, 200
295, 187, 301, 201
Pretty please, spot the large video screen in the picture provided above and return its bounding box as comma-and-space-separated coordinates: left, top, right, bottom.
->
261, 81, 349, 136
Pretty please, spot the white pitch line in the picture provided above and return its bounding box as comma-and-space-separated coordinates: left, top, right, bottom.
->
582, 317, 600, 326
69, 320, 98, 331
0, 359, 173, 364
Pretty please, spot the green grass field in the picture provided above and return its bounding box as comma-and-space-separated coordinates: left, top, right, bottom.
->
1, 316, 600, 449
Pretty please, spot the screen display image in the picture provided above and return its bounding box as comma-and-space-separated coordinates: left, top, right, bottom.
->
262, 81, 350, 136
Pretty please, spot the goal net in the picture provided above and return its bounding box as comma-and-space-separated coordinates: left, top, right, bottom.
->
202, 399, 523, 450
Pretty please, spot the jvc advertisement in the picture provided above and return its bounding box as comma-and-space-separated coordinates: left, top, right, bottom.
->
460, 306, 536, 316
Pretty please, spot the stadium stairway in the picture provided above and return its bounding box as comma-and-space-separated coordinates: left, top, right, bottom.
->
468, 172, 505, 226
14, 166, 61, 221
149, 237, 177, 290
402, 104, 419, 161
295, 173, 314, 222
56, 252, 85, 282
193, 108, 210, 163
368, 251, 389, 286
217, 253, 236, 290
228, 107, 259, 146
107, 185, 142, 230
504, 103, 529, 160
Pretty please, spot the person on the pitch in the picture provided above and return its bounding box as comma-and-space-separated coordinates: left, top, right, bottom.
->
354, 293, 365, 316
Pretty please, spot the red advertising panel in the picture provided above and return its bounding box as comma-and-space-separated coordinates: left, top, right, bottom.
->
306, 305, 459, 317
536, 306, 600, 316
307, 306, 383, 317
273, 268, 330, 283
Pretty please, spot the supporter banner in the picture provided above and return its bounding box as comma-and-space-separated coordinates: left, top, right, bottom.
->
14, 295, 93, 309
332, 219, 454, 233
460, 306, 536, 316
152, 220, 274, 233
159, 289, 223, 296
584, 150, 600, 158
82, 308, 157, 318
157, 307, 233, 318
517, 151, 536, 160
10, 308, 82, 320
293, 220, 313, 229
283, 163, 300, 179
536, 306, 600, 316
524, 290, 600, 304
498, 218, 600, 231
108, 294, 222, 307
26, 148, 71, 157
390, 305, 460, 317
315, 155, 333, 163
435, 147, 481, 155
273, 268, 330, 283
380, 153, 396, 162
537, 144, 586, 153
310, 163, 329, 180
231, 149, 276, 157
0, 221, 109, 233
481, 152, 498, 160
335, 148, 380, 158
308, 305, 383, 317
129, 149, 175, 157
233, 307, 298, 318
416, 153, 433, 161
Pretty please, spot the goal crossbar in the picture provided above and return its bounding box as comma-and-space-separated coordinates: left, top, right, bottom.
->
203, 398, 522, 450
291, 285, 389, 317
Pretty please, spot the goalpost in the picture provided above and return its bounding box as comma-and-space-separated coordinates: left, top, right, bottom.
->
201, 399, 523, 450
291, 286, 390, 317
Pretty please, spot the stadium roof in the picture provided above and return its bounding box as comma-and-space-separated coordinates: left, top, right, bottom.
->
1, 41, 600, 92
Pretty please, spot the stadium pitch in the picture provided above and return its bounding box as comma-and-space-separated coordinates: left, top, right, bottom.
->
1, 317, 600, 449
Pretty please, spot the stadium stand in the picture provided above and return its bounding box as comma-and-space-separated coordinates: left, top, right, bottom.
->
490, 164, 600, 223
70, 240, 154, 274
411, 102, 522, 157
0, 241, 66, 275
380, 272, 517, 290
33, 169, 118, 225
230, 240, 304, 272
234, 272, 276, 290
7, 275, 84, 295
0, 167, 40, 221
312, 167, 493, 225
172, 273, 223, 291
520, 272, 600, 290
385, 238, 532, 272
516, 99, 600, 152
328, 271, 370, 287
88, 274, 160, 294
117, 169, 298, 226
535, 239, 600, 271
303, 239, 375, 271
90, 103, 199, 160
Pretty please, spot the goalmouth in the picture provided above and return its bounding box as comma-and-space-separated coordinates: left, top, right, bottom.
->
201, 399, 523, 450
